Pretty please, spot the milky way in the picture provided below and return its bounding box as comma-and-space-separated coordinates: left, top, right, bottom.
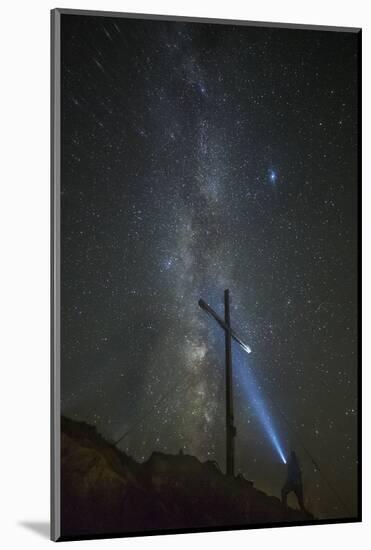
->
60, 14, 359, 519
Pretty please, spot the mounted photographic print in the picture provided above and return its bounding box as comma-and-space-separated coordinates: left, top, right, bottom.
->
51, 8, 361, 541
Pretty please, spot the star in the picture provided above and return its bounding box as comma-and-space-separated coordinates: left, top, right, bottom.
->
268, 169, 277, 184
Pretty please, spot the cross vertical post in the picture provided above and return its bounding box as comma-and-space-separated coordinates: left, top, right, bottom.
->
224, 289, 235, 476
198, 290, 251, 477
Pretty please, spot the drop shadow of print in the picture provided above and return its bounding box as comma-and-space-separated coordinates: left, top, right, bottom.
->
18, 521, 50, 539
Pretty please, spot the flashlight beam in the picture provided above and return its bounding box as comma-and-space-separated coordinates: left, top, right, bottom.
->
198, 299, 252, 354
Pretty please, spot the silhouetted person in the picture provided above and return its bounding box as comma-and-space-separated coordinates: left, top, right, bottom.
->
281, 451, 305, 511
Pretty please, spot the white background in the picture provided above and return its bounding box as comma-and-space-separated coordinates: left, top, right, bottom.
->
0, 0, 368, 547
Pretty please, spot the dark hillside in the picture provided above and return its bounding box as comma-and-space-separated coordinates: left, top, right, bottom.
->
61, 416, 314, 537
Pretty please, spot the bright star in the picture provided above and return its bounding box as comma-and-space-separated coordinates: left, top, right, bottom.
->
269, 169, 277, 183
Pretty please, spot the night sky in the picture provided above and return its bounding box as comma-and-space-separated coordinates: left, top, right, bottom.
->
60, 14, 359, 520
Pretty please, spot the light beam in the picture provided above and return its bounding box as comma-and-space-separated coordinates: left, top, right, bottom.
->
234, 346, 287, 464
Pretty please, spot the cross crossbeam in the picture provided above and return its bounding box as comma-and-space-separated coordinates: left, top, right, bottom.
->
198, 299, 251, 354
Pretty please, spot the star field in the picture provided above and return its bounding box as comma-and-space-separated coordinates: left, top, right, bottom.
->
60, 15, 359, 519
